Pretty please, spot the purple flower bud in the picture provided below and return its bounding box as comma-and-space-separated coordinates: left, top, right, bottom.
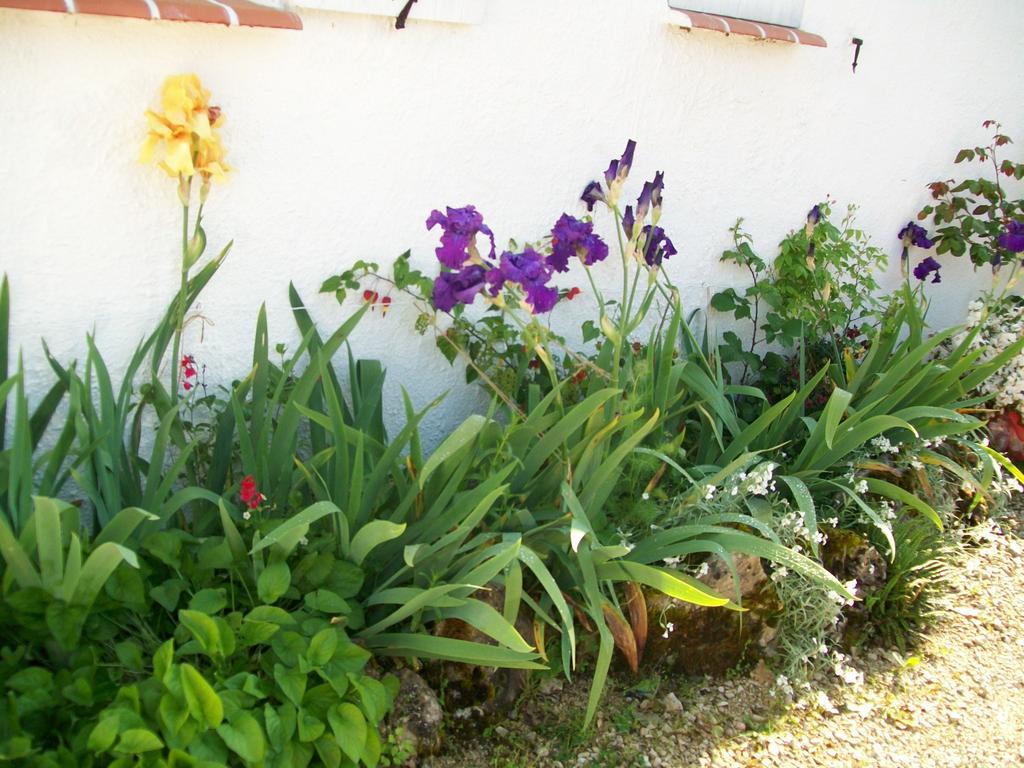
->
604, 139, 637, 187
621, 205, 636, 241
998, 220, 1024, 253
807, 205, 822, 227
581, 181, 605, 212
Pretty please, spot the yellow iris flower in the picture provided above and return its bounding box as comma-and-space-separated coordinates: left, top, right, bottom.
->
140, 74, 230, 183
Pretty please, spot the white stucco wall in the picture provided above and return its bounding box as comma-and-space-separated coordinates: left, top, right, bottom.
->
2, 0, 1023, 444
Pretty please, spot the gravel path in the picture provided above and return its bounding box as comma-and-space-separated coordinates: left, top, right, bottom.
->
427, 516, 1024, 768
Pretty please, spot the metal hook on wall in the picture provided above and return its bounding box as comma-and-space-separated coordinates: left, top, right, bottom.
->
851, 38, 864, 73
396, 0, 418, 29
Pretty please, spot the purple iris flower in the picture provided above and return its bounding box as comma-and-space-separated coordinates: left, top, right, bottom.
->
640, 225, 677, 267
432, 264, 488, 311
426, 205, 497, 269
912, 256, 942, 284
807, 205, 822, 227
581, 181, 605, 212
998, 220, 1024, 253
898, 222, 935, 250
549, 214, 609, 272
499, 247, 560, 314
604, 139, 637, 187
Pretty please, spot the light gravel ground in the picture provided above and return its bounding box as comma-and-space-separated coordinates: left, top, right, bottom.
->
427, 510, 1024, 768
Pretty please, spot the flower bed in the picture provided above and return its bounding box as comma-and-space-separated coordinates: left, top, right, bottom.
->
0, 77, 1022, 766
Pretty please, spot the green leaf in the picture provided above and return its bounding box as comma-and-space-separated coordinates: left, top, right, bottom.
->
418, 414, 487, 487
94, 507, 159, 547
180, 662, 224, 728
88, 716, 121, 753
778, 475, 819, 557
189, 588, 228, 615
251, 501, 339, 554
304, 588, 351, 615
115, 729, 164, 754
307, 627, 339, 667
328, 703, 367, 764
258, 561, 292, 604
217, 711, 266, 763
274, 664, 307, 707
179, 609, 223, 658
362, 634, 545, 669
349, 521, 406, 566
151, 579, 186, 612
865, 478, 943, 530
599, 561, 729, 606
297, 710, 325, 743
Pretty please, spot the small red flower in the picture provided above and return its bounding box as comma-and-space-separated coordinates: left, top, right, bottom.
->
362, 289, 379, 304
179, 354, 199, 393
240, 475, 266, 509
380, 295, 392, 317
573, 369, 586, 383
566, 287, 581, 301
528, 358, 541, 370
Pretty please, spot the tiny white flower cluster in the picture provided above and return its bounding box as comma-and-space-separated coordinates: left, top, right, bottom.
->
778, 510, 811, 540
870, 435, 900, 455
662, 555, 683, 567
830, 579, 858, 608
662, 621, 675, 639
616, 527, 635, 552
703, 484, 717, 501
696, 561, 710, 578
955, 296, 1024, 416
990, 463, 1024, 497
774, 674, 795, 697
733, 462, 777, 497
921, 437, 947, 449
909, 458, 924, 470
831, 650, 864, 686
770, 566, 790, 583
854, 478, 869, 495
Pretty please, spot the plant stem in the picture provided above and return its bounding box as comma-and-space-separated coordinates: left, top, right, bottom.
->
170, 184, 191, 403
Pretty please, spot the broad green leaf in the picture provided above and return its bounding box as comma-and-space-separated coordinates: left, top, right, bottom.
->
418, 414, 487, 488
94, 507, 159, 547
328, 703, 367, 764
349, 520, 406, 566
778, 475, 819, 557
865, 478, 943, 530
363, 634, 546, 669
307, 627, 339, 667
599, 561, 728, 607
217, 711, 266, 763
251, 502, 339, 554
258, 561, 292, 604
180, 662, 224, 728
114, 729, 164, 754
179, 609, 223, 658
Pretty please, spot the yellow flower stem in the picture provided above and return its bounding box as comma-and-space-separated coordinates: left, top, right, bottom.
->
170, 176, 193, 403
